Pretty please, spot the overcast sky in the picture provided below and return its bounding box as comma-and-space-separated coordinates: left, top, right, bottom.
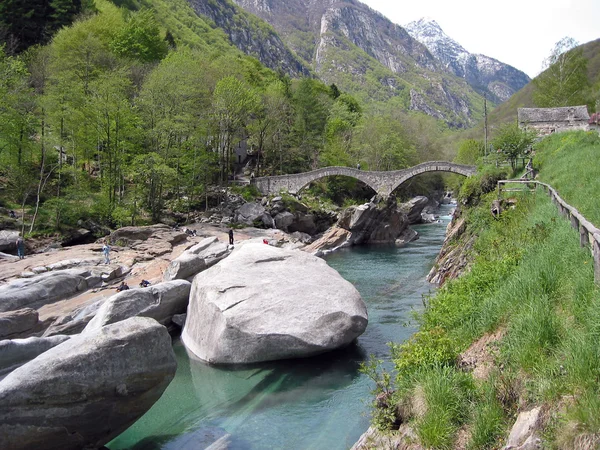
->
360, 0, 600, 78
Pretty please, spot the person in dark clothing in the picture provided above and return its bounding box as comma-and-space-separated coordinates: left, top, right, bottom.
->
16, 233, 25, 259
139, 280, 151, 288
9, 210, 16, 219
228, 228, 234, 245
116, 282, 129, 292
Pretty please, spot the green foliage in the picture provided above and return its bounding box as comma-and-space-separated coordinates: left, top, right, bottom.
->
415, 366, 474, 449
359, 356, 398, 431
454, 139, 484, 165
109, 9, 167, 62
533, 131, 600, 225
391, 327, 457, 375
457, 166, 508, 206
533, 37, 590, 108
491, 123, 536, 169
229, 184, 261, 202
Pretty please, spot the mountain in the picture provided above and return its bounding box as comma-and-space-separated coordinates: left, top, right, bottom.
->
188, 0, 489, 128
404, 18, 530, 104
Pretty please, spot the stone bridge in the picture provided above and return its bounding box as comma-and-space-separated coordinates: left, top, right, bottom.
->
253, 161, 477, 198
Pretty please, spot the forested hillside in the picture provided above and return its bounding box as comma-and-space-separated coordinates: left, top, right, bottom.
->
0, 0, 452, 237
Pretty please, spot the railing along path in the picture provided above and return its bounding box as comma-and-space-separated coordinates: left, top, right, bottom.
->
498, 180, 600, 284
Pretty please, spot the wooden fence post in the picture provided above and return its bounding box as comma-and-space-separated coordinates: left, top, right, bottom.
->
594, 234, 600, 285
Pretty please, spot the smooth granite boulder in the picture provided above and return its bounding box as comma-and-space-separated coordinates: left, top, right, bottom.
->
0, 308, 39, 339
182, 243, 368, 364
0, 317, 176, 450
0, 269, 91, 313
0, 335, 70, 378
83, 280, 191, 333
163, 239, 230, 281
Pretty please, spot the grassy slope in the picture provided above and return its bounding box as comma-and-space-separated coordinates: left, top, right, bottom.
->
369, 131, 600, 448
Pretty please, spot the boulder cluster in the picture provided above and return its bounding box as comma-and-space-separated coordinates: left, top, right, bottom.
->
0, 192, 443, 449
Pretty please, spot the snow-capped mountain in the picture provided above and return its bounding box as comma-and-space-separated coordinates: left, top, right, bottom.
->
405, 18, 530, 103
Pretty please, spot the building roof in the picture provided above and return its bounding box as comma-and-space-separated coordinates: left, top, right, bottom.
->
518, 106, 590, 124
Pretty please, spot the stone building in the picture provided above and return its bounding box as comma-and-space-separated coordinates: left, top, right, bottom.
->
518, 106, 590, 135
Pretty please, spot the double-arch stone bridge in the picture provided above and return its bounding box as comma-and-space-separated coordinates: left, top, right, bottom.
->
253, 161, 477, 199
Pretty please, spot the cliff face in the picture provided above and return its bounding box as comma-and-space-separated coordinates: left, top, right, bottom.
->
405, 18, 531, 103
186, 0, 311, 77
220, 0, 486, 127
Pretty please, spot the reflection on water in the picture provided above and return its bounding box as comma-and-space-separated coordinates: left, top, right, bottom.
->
108, 205, 454, 450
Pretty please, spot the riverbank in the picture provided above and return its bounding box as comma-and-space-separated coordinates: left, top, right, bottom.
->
358, 131, 600, 449
107, 209, 455, 449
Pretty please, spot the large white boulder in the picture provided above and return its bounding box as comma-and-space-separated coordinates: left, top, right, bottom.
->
0, 317, 176, 450
182, 243, 368, 364
0, 335, 70, 378
83, 280, 191, 333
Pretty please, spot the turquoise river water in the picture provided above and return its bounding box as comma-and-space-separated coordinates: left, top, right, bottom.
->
108, 204, 454, 450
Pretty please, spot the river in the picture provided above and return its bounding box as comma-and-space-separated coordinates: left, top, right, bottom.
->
108, 204, 454, 450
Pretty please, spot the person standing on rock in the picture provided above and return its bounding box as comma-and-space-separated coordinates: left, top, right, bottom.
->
228, 229, 234, 245
102, 242, 111, 264
16, 233, 25, 259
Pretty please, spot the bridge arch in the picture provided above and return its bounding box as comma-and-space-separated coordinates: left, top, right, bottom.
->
253, 162, 476, 198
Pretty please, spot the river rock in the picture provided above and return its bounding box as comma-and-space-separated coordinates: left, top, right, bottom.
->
0, 335, 70, 378
182, 243, 368, 364
109, 223, 187, 247
43, 297, 107, 337
289, 213, 317, 235
0, 269, 91, 313
274, 211, 294, 231
399, 196, 429, 224
0, 317, 177, 450
0, 308, 39, 339
83, 280, 191, 333
235, 202, 266, 225
164, 240, 230, 281
0, 230, 19, 253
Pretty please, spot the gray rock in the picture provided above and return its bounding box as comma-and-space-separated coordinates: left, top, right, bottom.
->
0, 335, 70, 378
235, 202, 266, 225
289, 213, 317, 235
0, 269, 91, 313
0, 317, 177, 450
172, 313, 187, 328
0, 230, 19, 252
164, 241, 230, 281
399, 196, 429, 224
0, 308, 39, 339
43, 298, 107, 337
186, 237, 219, 254
164, 252, 208, 281
83, 280, 191, 333
182, 244, 368, 364
274, 211, 294, 231
504, 407, 542, 450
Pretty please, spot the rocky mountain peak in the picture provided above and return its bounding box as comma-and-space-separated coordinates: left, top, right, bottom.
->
405, 17, 530, 103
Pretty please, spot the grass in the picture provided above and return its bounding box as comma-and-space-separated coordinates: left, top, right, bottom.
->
363, 131, 600, 448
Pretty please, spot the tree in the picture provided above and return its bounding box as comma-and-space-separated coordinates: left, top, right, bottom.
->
212, 76, 259, 184
455, 139, 484, 165
109, 10, 168, 63
491, 123, 535, 170
533, 37, 590, 107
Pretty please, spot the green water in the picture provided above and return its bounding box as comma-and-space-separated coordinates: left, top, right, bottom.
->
108, 205, 454, 450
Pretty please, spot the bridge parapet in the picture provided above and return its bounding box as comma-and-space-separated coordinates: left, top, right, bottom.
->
253, 162, 476, 198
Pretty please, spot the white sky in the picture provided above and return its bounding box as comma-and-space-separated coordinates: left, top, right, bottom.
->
360, 0, 600, 78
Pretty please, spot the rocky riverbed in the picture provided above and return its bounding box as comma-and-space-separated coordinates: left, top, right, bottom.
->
0, 193, 442, 449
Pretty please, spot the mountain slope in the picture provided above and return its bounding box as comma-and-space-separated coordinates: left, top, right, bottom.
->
210, 0, 487, 128
404, 18, 530, 103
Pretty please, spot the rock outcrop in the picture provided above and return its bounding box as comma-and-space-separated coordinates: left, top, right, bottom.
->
83, 280, 191, 333
0, 335, 70, 378
0, 317, 177, 450
399, 196, 429, 224
306, 199, 416, 255
0, 308, 40, 339
163, 238, 230, 281
182, 243, 368, 364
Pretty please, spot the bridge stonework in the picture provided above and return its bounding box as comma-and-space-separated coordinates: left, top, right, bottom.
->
253, 162, 477, 198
